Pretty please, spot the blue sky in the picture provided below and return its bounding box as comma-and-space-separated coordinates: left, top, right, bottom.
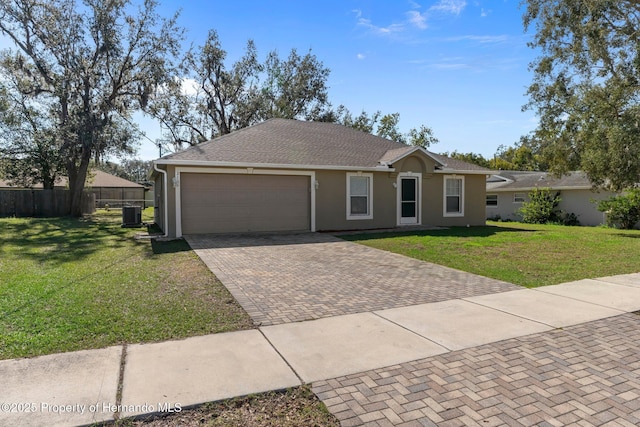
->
2, 0, 539, 161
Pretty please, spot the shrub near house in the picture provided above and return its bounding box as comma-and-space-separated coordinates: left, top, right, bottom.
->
518, 188, 560, 224
597, 189, 640, 230
518, 188, 580, 226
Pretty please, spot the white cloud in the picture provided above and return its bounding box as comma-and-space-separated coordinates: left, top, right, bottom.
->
178, 77, 199, 96
445, 34, 510, 44
355, 0, 470, 38
427, 56, 473, 70
407, 10, 428, 29
357, 17, 405, 35
357, 53, 366, 60
480, 8, 489, 17
429, 0, 467, 15
415, 52, 522, 72
429, 62, 471, 70
407, 59, 429, 64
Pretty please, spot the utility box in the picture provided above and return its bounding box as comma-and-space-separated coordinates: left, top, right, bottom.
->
122, 206, 142, 227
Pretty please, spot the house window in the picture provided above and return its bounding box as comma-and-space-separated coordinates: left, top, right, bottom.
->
443, 176, 464, 217
347, 173, 373, 220
486, 194, 498, 207
514, 193, 526, 203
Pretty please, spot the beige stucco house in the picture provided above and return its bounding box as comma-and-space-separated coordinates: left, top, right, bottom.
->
486, 171, 615, 226
151, 119, 490, 237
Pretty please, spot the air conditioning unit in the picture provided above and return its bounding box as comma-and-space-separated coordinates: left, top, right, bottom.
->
122, 206, 142, 227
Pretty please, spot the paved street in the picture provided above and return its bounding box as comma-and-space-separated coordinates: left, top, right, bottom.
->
313, 313, 640, 427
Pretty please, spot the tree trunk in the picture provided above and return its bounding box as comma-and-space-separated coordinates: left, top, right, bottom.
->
67, 149, 92, 217
42, 177, 55, 190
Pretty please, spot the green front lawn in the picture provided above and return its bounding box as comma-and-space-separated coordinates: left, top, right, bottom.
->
344, 221, 640, 288
0, 209, 253, 360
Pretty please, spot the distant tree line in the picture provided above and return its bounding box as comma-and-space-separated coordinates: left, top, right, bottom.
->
441, 136, 549, 172
95, 159, 153, 185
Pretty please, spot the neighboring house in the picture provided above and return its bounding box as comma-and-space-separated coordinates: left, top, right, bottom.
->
0, 170, 147, 208
151, 118, 490, 238
486, 171, 615, 226
85, 170, 147, 208
0, 178, 66, 189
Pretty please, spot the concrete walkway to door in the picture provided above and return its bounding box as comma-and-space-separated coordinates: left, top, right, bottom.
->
185, 233, 520, 326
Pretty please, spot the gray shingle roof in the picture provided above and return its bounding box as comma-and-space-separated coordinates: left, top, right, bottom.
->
0, 170, 144, 189
487, 171, 593, 191
163, 118, 409, 167
429, 152, 492, 172
160, 118, 486, 172
0, 178, 66, 189
86, 170, 145, 188
378, 146, 415, 164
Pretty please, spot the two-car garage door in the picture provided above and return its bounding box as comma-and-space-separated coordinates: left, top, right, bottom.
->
180, 173, 311, 234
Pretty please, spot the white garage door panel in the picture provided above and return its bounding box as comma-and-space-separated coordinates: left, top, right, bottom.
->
181, 173, 310, 234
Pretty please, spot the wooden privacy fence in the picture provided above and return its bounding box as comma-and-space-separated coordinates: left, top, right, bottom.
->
0, 190, 95, 217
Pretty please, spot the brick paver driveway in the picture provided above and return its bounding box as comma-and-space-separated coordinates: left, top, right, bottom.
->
313, 314, 640, 427
186, 233, 519, 326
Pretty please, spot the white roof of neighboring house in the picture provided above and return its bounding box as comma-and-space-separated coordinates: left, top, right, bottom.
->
487, 171, 593, 192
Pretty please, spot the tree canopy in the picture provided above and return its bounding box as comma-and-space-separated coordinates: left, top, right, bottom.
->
329, 107, 439, 148
523, 0, 640, 191
95, 158, 153, 184
151, 35, 440, 151
440, 138, 547, 171
0, 0, 183, 215
151, 31, 331, 149
0, 77, 64, 188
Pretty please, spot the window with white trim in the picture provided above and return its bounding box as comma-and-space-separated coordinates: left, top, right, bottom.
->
486, 194, 498, 207
347, 173, 373, 220
443, 176, 464, 216
514, 193, 526, 203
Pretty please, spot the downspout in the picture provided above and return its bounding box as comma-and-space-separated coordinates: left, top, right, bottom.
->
153, 162, 169, 238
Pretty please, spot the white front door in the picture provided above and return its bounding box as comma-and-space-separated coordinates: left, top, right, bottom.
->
399, 176, 419, 224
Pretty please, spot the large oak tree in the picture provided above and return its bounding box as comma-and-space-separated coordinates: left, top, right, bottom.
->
523, 0, 640, 191
0, 0, 182, 215
152, 31, 331, 149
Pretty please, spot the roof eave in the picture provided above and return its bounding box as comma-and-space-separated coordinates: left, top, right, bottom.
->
153, 159, 396, 172
435, 169, 492, 175
489, 185, 594, 192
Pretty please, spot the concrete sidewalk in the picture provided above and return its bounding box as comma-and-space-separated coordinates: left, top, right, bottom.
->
1, 273, 640, 426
